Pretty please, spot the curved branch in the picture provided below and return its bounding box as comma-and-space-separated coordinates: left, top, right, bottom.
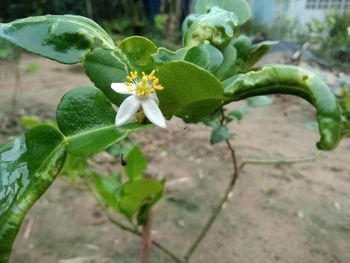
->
223, 64, 342, 150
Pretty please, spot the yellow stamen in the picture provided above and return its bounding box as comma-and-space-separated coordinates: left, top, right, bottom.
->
125, 69, 164, 97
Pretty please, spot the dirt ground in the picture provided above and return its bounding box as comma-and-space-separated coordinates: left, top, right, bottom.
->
1, 53, 350, 263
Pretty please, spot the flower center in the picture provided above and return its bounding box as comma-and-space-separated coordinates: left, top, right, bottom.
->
125, 70, 164, 97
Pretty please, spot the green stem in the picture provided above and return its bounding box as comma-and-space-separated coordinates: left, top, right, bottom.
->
239, 153, 319, 171
83, 176, 185, 263
184, 139, 239, 262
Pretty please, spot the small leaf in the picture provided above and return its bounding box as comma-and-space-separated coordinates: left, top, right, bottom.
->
118, 36, 157, 73
152, 47, 186, 65
56, 87, 146, 155
157, 61, 224, 119
119, 178, 164, 218
214, 44, 237, 80
184, 7, 238, 49
0, 125, 67, 262
124, 145, 147, 181
194, 0, 251, 25
84, 48, 128, 106
92, 172, 121, 211
245, 41, 278, 70
210, 126, 232, 144
184, 45, 209, 69
227, 106, 251, 121
0, 15, 114, 64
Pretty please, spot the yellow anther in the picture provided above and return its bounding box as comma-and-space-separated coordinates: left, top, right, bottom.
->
154, 84, 164, 90
148, 70, 155, 79
152, 78, 159, 85
141, 76, 148, 85
126, 69, 164, 97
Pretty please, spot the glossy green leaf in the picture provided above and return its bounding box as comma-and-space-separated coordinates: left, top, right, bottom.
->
184, 7, 238, 49
194, 0, 251, 25
119, 178, 164, 218
124, 145, 147, 181
0, 125, 67, 263
157, 61, 224, 119
56, 87, 146, 155
0, 15, 114, 64
92, 172, 121, 211
152, 47, 186, 65
223, 65, 342, 150
118, 36, 157, 73
84, 48, 129, 106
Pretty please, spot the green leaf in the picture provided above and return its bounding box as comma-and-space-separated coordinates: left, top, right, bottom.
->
226, 106, 251, 121
56, 87, 146, 155
246, 95, 274, 107
214, 44, 237, 80
0, 125, 67, 262
152, 47, 186, 65
119, 178, 164, 218
210, 126, 232, 144
184, 45, 209, 69
184, 42, 223, 72
92, 172, 121, 211
194, 0, 251, 25
157, 61, 224, 120
184, 7, 238, 49
118, 36, 157, 73
223, 64, 342, 150
124, 145, 147, 181
245, 41, 277, 70
84, 48, 129, 106
0, 15, 114, 64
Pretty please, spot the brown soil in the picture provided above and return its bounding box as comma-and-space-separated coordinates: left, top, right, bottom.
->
1, 54, 350, 263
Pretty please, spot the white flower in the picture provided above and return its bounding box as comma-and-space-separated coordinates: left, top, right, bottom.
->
111, 70, 167, 128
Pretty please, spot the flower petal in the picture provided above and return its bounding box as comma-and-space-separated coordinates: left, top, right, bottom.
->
111, 83, 134, 95
115, 95, 141, 127
141, 98, 167, 128
149, 93, 159, 105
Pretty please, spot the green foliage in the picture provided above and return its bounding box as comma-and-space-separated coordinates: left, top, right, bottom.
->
194, 0, 251, 26
0, 2, 348, 260
119, 36, 157, 74
306, 11, 350, 67
0, 125, 67, 263
183, 6, 239, 49
123, 144, 147, 181
152, 47, 186, 65
56, 87, 146, 155
84, 48, 128, 106
118, 178, 164, 218
92, 172, 122, 211
223, 65, 342, 150
0, 15, 115, 64
157, 61, 223, 120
